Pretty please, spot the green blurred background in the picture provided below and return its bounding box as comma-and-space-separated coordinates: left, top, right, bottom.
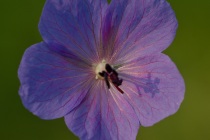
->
1, 0, 210, 140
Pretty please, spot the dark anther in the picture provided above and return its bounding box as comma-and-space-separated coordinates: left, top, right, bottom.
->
99, 64, 124, 94
112, 69, 118, 76
99, 71, 105, 77
99, 71, 110, 89
105, 64, 113, 73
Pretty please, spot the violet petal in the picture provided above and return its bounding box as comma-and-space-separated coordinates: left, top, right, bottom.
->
39, 0, 108, 62
18, 42, 93, 119
103, 0, 178, 63
65, 81, 139, 140
118, 53, 185, 126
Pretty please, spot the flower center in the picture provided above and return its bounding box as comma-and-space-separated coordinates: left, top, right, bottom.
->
94, 60, 124, 94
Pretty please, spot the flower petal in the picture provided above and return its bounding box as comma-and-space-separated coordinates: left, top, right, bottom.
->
65, 80, 139, 140
118, 54, 185, 126
39, 0, 108, 62
18, 42, 94, 119
103, 0, 178, 63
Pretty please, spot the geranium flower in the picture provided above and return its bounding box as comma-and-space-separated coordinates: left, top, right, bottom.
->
18, 0, 185, 139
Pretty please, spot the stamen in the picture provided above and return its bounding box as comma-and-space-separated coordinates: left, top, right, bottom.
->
105, 64, 113, 73
95, 61, 124, 94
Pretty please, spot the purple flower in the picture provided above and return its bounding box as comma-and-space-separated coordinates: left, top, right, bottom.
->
18, 0, 185, 139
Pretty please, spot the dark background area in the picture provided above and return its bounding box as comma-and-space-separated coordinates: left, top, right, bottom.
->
1, 0, 210, 139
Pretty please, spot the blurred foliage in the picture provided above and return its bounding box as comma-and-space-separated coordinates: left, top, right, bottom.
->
0, 0, 210, 140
